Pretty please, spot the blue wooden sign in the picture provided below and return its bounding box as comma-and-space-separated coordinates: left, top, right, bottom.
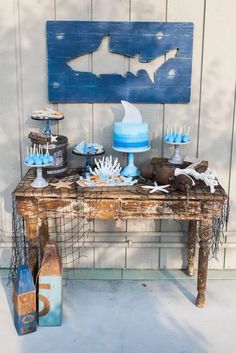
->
38, 241, 62, 327
13, 264, 37, 335
47, 21, 194, 103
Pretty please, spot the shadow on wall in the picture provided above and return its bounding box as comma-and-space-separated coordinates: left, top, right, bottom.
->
197, 61, 234, 187
0, 5, 46, 239
0, 17, 22, 241
196, 61, 235, 227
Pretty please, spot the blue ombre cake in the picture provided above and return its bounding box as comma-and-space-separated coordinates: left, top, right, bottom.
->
112, 101, 150, 177
113, 122, 150, 152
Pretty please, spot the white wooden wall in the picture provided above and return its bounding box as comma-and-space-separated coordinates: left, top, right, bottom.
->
0, 0, 236, 270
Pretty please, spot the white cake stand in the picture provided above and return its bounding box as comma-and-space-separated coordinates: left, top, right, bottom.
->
25, 163, 53, 188
165, 141, 190, 164
112, 145, 150, 177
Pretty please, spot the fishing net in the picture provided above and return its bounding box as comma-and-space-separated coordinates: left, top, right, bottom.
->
137, 177, 229, 258
9, 171, 92, 284
9, 167, 229, 284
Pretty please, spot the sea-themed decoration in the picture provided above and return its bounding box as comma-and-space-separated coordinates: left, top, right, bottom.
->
173, 174, 195, 192
28, 131, 51, 144
51, 135, 58, 143
31, 107, 64, 136
140, 163, 156, 180
121, 100, 142, 124
141, 182, 170, 194
140, 157, 211, 194
113, 101, 150, 178
90, 156, 121, 179
174, 166, 218, 193
141, 157, 218, 193
141, 162, 177, 184
47, 21, 193, 103
72, 142, 105, 178
13, 264, 37, 335
76, 155, 138, 187
38, 241, 62, 326
164, 125, 191, 164
50, 181, 73, 190
152, 164, 177, 185
42, 135, 68, 178
141, 158, 209, 183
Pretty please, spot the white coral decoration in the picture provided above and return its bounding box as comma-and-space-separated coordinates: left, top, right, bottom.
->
174, 167, 218, 193
90, 156, 122, 179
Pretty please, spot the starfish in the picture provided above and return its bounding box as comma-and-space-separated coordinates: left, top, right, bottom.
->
50, 181, 73, 190
51, 135, 58, 143
141, 182, 170, 194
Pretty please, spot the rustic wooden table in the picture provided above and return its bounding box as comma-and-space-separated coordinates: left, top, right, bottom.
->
13, 168, 227, 308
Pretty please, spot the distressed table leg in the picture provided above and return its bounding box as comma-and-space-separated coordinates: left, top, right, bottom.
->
187, 220, 197, 276
25, 218, 49, 278
38, 219, 49, 260
25, 217, 39, 280
196, 218, 212, 308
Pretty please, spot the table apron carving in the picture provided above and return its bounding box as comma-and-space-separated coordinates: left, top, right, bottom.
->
16, 197, 221, 221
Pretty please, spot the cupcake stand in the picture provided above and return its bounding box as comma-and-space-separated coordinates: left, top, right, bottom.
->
24, 144, 54, 188
166, 141, 190, 164
25, 163, 53, 188
164, 125, 191, 164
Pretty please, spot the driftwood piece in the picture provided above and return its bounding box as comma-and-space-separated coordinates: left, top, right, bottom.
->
28, 132, 51, 144
142, 158, 208, 186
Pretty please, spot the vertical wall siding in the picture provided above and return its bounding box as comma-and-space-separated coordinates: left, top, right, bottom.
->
0, 0, 22, 266
1, 0, 236, 269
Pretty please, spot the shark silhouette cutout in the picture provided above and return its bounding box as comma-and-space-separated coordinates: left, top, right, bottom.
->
66, 35, 178, 83
47, 20, 194, 103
